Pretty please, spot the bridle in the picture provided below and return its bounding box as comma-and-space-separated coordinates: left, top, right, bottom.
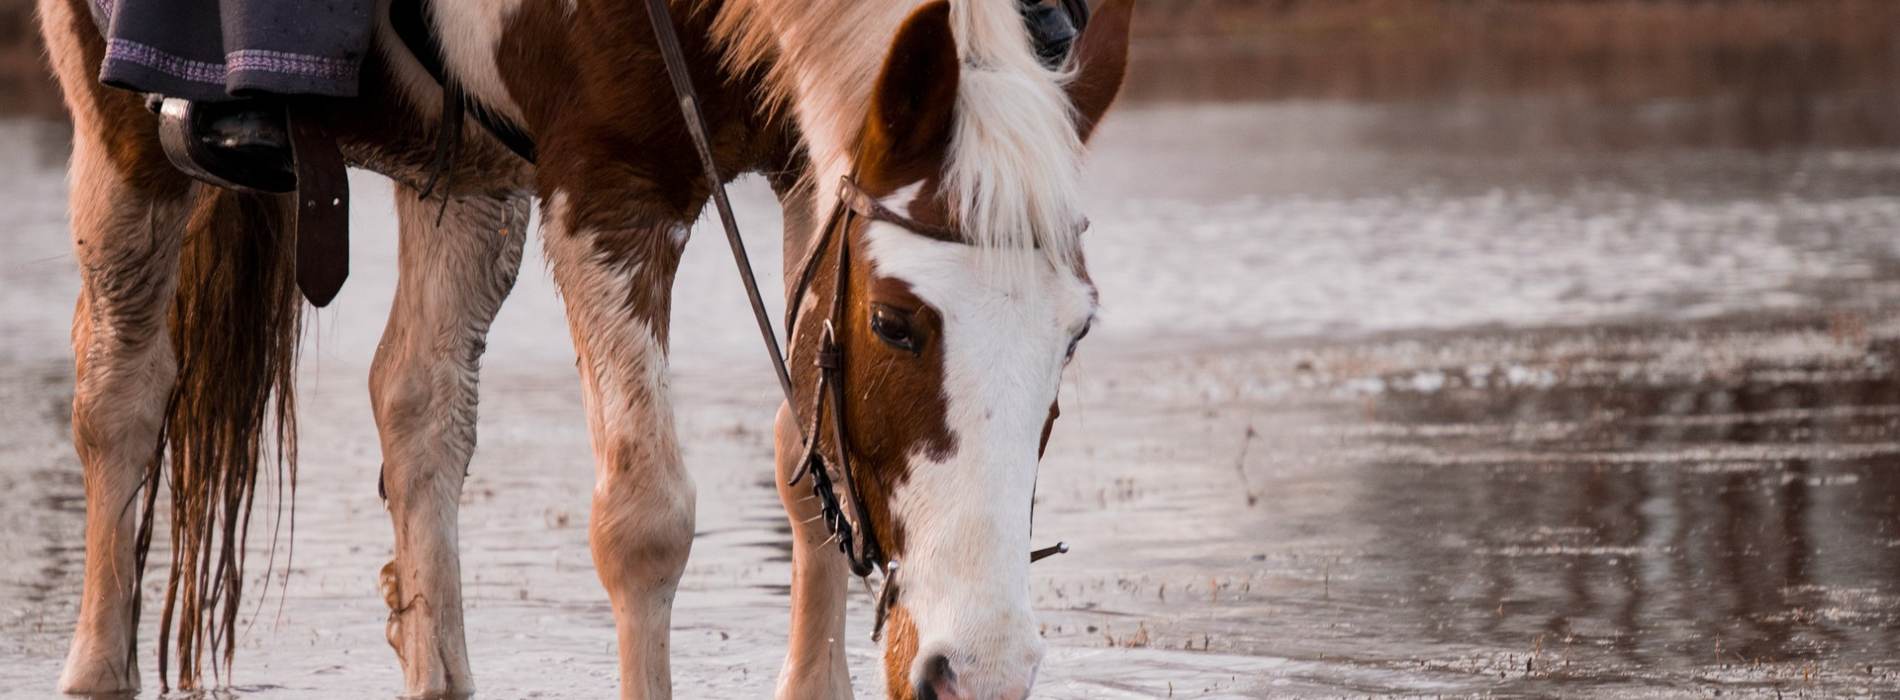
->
639, 0, 1068, 642
780, 176, 895, 581
784, 175, 1073, 639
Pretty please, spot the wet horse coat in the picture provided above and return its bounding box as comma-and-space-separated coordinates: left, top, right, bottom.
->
36, 0, 1130, 696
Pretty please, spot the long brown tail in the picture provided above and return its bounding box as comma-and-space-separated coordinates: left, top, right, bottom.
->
138, 186, 303, 691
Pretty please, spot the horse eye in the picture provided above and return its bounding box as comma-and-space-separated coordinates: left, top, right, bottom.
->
870, 304, 921, 352
1066, 321, 1092, 359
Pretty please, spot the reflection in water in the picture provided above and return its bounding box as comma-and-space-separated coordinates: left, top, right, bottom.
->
1345, 329, 1898, 690
1026, 316, 1900, 694
1375, 369, 1892, 665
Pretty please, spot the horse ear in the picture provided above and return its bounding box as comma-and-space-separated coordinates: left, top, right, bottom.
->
1065, 0, 1133, 143
860, 1, 959, 191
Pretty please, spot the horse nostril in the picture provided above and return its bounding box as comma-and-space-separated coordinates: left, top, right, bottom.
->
917, 653, 957, 700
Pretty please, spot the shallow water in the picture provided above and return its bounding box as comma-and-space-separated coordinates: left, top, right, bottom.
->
3, 92, 1900, 697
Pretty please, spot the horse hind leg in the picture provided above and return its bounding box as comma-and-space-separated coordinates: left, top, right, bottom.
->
55, 113, 299, 695
371, 185, 528, 696
39, 0, 194, 691
57, 121, 192, 696
541, 188, 695, 699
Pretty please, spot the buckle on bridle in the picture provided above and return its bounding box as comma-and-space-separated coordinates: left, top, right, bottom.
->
817, 320, 842, 371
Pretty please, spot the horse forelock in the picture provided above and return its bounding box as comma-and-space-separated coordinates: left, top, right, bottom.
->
942, 0, 1086, 277
709, 0, 1088, 279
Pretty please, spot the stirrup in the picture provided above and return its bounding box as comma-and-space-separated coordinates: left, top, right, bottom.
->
156, 98, 297, 194
153, 97, 352, 307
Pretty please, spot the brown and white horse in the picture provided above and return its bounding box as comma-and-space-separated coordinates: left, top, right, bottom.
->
37, 0, 1130, 697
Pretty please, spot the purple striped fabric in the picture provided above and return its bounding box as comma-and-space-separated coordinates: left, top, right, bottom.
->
105, 40, 359, 86
105, 39, 225, 84
228, 50, 358, 81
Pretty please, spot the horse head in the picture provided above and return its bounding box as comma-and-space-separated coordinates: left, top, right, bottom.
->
784, 1, 1131, 696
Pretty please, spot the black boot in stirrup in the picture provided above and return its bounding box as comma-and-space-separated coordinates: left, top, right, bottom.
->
155, 97, 297, 194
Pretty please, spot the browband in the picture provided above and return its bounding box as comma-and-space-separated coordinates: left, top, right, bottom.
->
836, 177, 962, 242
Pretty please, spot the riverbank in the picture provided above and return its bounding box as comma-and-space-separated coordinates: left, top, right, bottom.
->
4, 0, 1898, 116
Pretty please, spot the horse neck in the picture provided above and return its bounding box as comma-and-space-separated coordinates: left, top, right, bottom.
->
708, 0, 921, 193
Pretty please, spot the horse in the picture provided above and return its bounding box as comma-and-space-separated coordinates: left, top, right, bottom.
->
36, 0, 1131, 696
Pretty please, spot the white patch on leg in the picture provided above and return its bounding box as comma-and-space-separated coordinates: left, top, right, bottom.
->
862, 222, 1095, 697
371, 188, 526, 696
541, 192, 673, 458
541, 191, 695, 697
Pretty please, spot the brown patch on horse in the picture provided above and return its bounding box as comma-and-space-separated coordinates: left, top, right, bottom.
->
897, 175, 963, 244
1064, 0, 1134, 143
330, 53, 531, 194
500, 0, 781, 217
1039, 398, 1061, 458
848, 266, 957, 459
856, 1, 959, 194
882, 603, 922, 700
496, 0, 785, 342
789, 222, 962, 559
493, 0, 577, 138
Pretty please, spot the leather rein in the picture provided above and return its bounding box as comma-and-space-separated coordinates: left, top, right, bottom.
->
638, 0, 1066, 641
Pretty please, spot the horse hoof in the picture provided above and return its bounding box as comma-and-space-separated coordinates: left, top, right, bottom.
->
58, 642, 138, 696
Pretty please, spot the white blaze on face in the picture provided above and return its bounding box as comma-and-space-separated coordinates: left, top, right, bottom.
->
863, 221, 1095, 696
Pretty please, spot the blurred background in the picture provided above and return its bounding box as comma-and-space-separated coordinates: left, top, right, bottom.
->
3, 1, 1900, 697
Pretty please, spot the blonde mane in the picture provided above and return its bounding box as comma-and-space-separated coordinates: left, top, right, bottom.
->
706, 0, 1087, 271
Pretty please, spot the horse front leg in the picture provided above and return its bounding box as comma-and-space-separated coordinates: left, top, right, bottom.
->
541, 191, 695, 699
773, 404, 856, 699
371, 186, 528, 696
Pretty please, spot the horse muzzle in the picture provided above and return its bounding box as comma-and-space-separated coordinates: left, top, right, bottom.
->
911, 638, 1042, 700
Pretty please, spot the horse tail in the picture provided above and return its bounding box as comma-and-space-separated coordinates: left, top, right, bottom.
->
146, 186, 303, 690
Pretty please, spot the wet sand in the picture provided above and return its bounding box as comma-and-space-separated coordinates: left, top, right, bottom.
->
4, 94, 1900, 697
